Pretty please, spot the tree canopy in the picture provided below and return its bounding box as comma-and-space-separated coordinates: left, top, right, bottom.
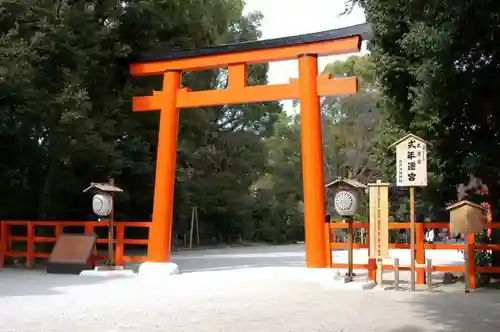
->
8, 0, 486, 247
348, 0, 500, 212
0, 0, 278, 237
347, 0, 500, 265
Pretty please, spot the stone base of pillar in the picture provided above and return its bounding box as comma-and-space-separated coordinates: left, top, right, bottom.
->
138, 262, 180, 276
79, 265, 136, 277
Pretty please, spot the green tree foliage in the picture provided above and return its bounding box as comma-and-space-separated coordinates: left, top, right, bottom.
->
322, 56, 381, 182
258, 55, 385, 233
348, 0, 500, 214
0, 1, 393, 246
0, 0, 281, 243
348, 0, 500, 266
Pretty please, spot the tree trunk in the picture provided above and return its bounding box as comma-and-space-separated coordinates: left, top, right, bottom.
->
38, 154, 60, 220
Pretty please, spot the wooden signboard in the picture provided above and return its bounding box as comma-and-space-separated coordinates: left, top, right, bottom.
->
393, 134, 428, 187
390, 133, 428, 291
369, 181, 389, 258
47, 234, 96, 274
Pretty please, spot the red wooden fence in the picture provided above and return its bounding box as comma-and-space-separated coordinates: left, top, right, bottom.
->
0, 221, 151, 269
325, 222, 500, 289
3, 220, 500, 290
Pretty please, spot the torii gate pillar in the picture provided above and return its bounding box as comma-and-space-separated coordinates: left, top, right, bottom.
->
147, 70, 181, 263
298, 54, 327, 267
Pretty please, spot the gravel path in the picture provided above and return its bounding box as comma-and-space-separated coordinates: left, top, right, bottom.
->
1, 267, 500, 332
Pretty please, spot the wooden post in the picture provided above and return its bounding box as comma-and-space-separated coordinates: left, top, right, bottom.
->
324, 217, 332, 268
0, 222, 8, 269
108, 178, 115, 267
107, 223, 114, 266
55, 224, 63, 238
426, 258, 433, 292
115, 224, 125, 266
348, 220, 353, 271
464, 233, 469, 293
409, 186, 416, 291
394, 257, 400, 291
147, 70, 181, 263
26, 222, 34, 268
416, 222, 425, 284
195, 207, 200, 245
346, 219, 354, 281
376, 257, 384, 287
464, 232, 476, 292
467, 232, 476, 290
368, 258, 376, 281
189, 207, 195, 249
189, 206, 200, 248
84, 224, 93, 235
298, 54, 327, 268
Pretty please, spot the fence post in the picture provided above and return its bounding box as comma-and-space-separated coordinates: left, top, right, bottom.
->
84, 223, 94, 235
394, 258, 400, 291
26, 222, 34, 268
376, 257, 384, 287
115, 223, 125, 267
83, 223, 97, 266
426, 258, 433, 292
415, 223, 425, 284
467, 232, 476, 289
55, 224, 62, 238
0, 222, 7, 269
368, 258, 376, 281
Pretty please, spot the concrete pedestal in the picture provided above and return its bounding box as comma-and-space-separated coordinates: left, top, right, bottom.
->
138, 262, 180, 276
80, 266, 136, 277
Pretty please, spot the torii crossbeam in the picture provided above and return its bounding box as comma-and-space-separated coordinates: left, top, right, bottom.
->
130, 23, 370, 270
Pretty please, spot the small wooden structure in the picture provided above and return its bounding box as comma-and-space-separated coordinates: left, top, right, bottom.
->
446, 200, 486, 233
325, 178, 367, 190
446, 200, 486, 293
325, 178, 367, 218
325, 178, 366, 282
83, 182, 124, 194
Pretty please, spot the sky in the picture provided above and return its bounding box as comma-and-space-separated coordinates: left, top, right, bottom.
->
242, 0, 367, 112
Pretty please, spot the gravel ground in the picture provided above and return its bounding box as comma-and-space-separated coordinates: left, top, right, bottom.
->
1, 267, 500, 332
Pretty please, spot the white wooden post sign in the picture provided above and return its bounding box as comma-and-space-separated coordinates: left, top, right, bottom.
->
390, 133, 428, 291
392, 134, 428, 187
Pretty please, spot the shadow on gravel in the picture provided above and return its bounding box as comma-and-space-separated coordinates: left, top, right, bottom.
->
0, 268, 130, 298
389, 289, 500, 332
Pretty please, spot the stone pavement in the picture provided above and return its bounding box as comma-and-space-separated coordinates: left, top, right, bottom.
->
1, 267, 499, 332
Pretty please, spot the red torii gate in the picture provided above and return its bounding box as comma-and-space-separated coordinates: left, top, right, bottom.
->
130, 23, 370, 269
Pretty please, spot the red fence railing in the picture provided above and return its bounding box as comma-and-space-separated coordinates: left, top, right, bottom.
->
325, 221, 500, 289
3, 220, 500, 290
0, 221, 150, 268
